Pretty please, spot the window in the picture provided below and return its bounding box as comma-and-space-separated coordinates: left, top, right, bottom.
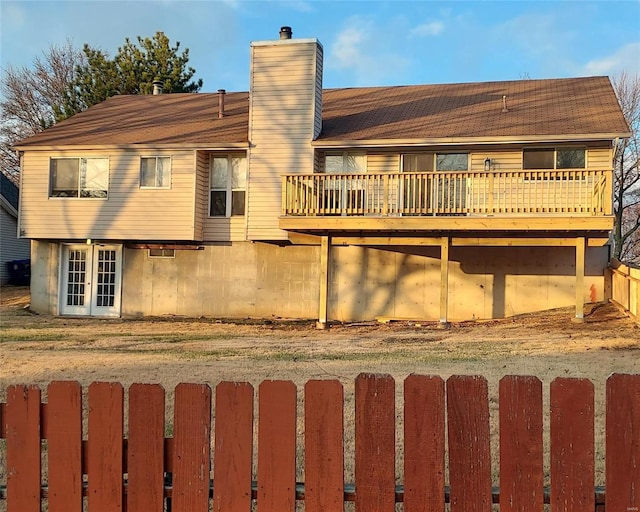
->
140, 157, 171, 188
50, 157, 108, 198
210, 155, 246, 217
402, 153, 434, 172
523, 148, 585, 169
436, 153, 468, 171
325, 152, 366, 173
401, 153, 469, 172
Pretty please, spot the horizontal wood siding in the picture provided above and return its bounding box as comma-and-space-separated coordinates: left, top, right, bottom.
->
470, 151, 523, 171
368, 152, 400, 172
203, 217, 246, 241
20, 150, 198, 240
247, 41, 321, 240
587, 147, 612, 169
1, 208, 31, 283
314, 46, 323, 139
194, 152, 208, 241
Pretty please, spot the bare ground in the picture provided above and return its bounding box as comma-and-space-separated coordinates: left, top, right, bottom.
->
0, 285, 639, 488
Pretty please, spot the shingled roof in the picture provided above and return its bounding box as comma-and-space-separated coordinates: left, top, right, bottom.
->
15, 76, 630, 149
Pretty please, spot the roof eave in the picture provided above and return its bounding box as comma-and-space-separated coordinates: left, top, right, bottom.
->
13, 142, 251, 151
312, 133, 632, 148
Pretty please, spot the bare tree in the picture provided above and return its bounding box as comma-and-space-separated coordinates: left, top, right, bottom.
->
612, 72, 640, 264
0, 41, 84, 183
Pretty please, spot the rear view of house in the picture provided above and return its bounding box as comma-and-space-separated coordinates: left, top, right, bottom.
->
15, 28, 630, 324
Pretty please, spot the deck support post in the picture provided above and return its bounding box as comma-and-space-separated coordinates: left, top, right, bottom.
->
439, 237, 450, 327
317, 236, 330, 329
574, 237, 586, 322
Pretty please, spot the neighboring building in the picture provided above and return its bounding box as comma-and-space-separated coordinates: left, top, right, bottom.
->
14, 28, 630, 323
1, 173, 31, 284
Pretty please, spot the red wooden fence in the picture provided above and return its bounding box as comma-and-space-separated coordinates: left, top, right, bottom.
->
0, 374, 638, 512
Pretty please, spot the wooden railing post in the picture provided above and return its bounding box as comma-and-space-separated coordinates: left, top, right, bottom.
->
355, 374, 396, 512
606, 374, 640, 512
550, 378, 595, 512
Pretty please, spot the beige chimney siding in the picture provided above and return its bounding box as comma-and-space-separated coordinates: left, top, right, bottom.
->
246, 39, 323, 240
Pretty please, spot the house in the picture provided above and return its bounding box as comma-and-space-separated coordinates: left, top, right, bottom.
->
1, 173, 31, 284
14, 27, 630, 324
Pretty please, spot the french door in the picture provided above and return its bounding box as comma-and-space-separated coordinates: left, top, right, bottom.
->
60, 244, 122, 316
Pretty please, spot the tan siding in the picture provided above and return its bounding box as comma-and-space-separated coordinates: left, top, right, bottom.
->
367, 152, 400, 172
202, 217, 246, 241
470, 150, 523, 171
247, 40, 322, 240
20, 149, 198, 240
587, 147, 612, 169
194, 151, 208, 240
314, 46, 323, 139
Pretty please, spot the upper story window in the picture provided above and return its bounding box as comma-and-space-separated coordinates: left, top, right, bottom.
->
402, 153, 469, 172
210, 155, 246, 217
523, 148, 586, 170
50, 157, 108, 198
140, 156, 171, 188
325, 152, 366, 173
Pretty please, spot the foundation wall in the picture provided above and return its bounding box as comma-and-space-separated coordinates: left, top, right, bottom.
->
30, 241, 609, 322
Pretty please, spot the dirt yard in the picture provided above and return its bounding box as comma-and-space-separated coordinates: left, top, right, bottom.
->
1, 285, 639, 488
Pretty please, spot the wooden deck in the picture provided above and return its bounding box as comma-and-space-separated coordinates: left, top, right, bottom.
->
281, 169, 613, 233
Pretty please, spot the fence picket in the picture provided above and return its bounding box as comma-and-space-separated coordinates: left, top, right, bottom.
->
305, 380, 344, 512
606, 374, 640, 512
127, 384, 165, 512
47, 381, 82, 512
172, 383, 212, 512
404, 374, 445, 512
6, 385, 41, 512
551, 378, 595, 512
214, 381, 254, 512
499, 375, 544, 512
87, 382, 124, 512
447, 375, 492, 512
257, 380, 297, 512
355, 373, 396, 512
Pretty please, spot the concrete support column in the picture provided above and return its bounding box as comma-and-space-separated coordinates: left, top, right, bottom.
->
440, 237, 450, 326
317, 236, 330, 329
575, 237, 586, 321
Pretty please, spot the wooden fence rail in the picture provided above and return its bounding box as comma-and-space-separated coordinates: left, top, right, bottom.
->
610, 258, 640, 324
0, 374, 638, 512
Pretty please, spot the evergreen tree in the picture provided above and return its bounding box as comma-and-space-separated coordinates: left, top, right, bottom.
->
60, 31, 203, 119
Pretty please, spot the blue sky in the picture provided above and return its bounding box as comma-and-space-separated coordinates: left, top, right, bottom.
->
1, 0, 639, 93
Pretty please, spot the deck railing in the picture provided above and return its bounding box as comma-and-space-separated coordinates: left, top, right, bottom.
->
282, 169, 612, 216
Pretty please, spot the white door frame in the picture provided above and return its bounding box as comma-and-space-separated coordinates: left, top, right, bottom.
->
59, 243, 122, 317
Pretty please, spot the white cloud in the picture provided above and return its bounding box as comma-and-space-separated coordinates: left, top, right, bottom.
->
496, 12, 566, 55
583, 42, 640, 76
328, 17, 409, 86
330, 18, 373, 70
409, 21, 444, 38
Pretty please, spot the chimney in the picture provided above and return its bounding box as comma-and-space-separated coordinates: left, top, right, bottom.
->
279, 26, 292, 40
152, 80, 164, 95
218, 89, 226, 118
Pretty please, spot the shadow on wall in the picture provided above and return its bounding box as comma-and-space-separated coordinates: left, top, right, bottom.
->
330, 245, 608, 321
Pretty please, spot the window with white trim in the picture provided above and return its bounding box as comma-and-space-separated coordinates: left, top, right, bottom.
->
140, 156, 171, 188
324, 152, 366, 173
209, 155, 246, 217
401, 153, 469, 172
50, 157, 109, 198
523, 148, 585, 170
